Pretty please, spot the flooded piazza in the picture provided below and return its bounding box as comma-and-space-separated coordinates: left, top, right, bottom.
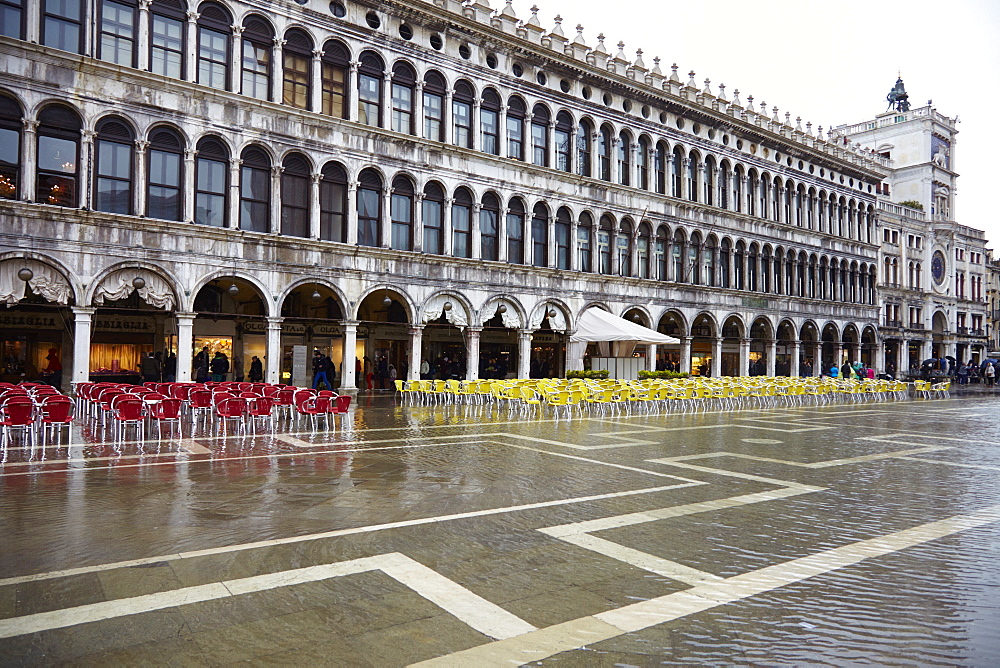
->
0, 394, 998, 666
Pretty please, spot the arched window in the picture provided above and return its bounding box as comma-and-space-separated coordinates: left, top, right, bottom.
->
283, 28, 313, 109
733, 165, 743, 213
0, 95, 22, 201
703, 237, 717, 287
747, 169, 758, 216
391, 61, 416, 135
576, 119, 592, 177
617, 131, 631, 186
688, 232, 701, 284
453, 187, 473, 258
239, 146, 270, 232
555, 207, 571, 270
150, 0, 185, 79
1, 0, 23, 39
194, 136, 228, 226
807, 189, 816, 229
146, 126, 183, 220
597, 125, 612, 181
747, 245, 758, 292
506, 197, 525, 264
671, 230, 685, 282
280, 153, 310, 237
480, 88, 501, 155
36, 105, 80, 207
530, 104, 549, 167
99, 0, 138, 66
422, 182, 444, 254
687, 153, 698, 202
759, 174, 769, 219
654, 141, 667, 195
577, 212, 592, 272
637, 224, 651, 279
704, 157, 715, 206
636, 137, 649, 190
453, 79, 474, 148
506, 96, 525, 161
795, 185, 804, 226
197, 3, 231, 90
531, 203, 548, 267
390, 175, 413, 250
42, 0, 84, 53
655, 227, 668, 280
319, 162, 347, 241
422, 70, 445, 141
480, 192, 500, 261
358, 52, 384, 127
357, 168, 381, 247
760, 246, 771, 292
555, 111, 572, 172
95, 128, 136, 219
734, 242, 746, 290
617, 220, 632, 276
321, 40, 349, 118
598, 215, 613, 274
720, 239, 732, 288
241, 16, 273, 100
719, 161, 731, 210
671, 146, 683, 197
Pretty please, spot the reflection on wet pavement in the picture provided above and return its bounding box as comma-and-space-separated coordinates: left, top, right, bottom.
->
1, 395, 998, 665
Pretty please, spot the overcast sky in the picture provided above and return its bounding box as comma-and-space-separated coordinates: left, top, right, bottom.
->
506, 0, 1000, 246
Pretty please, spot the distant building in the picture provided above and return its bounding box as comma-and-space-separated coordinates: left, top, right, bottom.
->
837, 79, 990, 373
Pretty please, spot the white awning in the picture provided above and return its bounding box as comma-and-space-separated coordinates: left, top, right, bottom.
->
569, 308, 680, 344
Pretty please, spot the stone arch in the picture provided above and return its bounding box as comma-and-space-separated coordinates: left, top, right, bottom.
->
420, 290, 473, 328
353, 284, 416, 324
88, 262, 182, 311
189, 269, 273, 316
479, 294, 527, 329
0, 253, 78, 306
276, 277, 349, 319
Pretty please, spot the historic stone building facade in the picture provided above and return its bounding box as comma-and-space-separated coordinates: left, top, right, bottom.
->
0, 0, 886, 389
837, 84, 990, 372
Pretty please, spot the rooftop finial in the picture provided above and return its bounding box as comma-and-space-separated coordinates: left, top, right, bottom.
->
886, 75, 910, 112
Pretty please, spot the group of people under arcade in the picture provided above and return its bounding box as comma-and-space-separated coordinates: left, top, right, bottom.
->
191, 347, 264, 384
918, 357, 999, 386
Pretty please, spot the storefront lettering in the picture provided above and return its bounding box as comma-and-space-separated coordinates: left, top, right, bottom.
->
94, 318, 154, 332
0, 314, 61, 329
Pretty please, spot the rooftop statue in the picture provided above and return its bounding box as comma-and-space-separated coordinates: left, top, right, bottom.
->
886, 76, 910, 112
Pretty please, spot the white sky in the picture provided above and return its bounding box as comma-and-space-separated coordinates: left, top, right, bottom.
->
507, 0, 1000, 245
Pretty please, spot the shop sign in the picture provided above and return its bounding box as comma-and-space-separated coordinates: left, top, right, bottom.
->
94, 316, 154, 332
243, 321, 267, 334
281, 323, 307, 335
0, 313, 61, 329
532, 333, 560, 343
313, 324, 342, 336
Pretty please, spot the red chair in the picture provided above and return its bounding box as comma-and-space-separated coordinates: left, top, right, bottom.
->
188, 389, 214, 426
298, 395, 332, 431
149, 398, 182, 438
331, 394, 352, 414
216, 397, 247, 434
110, 396, 145, 440
272, 386, 296, 421
39, 396, 73, 440
252, 383, 272, 395
247, 396, 274, 432
0, 401, 35, 442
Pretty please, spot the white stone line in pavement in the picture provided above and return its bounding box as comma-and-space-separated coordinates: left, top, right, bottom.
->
0, 552, 535, 642
175, 439, 211, 454
898, 456, 1000, 471
412, 505, 1000, 666
652, 445, 953, 469
646, 459, 826, 488
0, 483, 696, 587
556, 533, 724, 585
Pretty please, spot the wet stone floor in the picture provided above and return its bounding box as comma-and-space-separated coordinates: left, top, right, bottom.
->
0, 394, 999, 666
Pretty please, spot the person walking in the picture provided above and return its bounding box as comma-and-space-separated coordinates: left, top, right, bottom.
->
139, 351, 161, 383
248, 356, 263, 382
232, 354, 244, 382
163, 352, 177, 382
209, 352, 229, 382
985, 362, 995, 388
312, 351, 329, 390
194, 346, 209, 382
44, 348, 62, 389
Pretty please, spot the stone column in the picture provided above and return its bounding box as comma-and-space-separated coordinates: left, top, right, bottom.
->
80, 130, 96, 210
185, 11, 199, 82
497, 206, 508, 262
711, 337, 723, 377
739, 338, 751, 377
414, 81, 425, 138
765, 339, 776, 376
347, 61, 360, 122
646, 343, 657, 372
71, 307, 95, 388
412, 193, 424, 253
679, 336, 692, 374
380, 186, 391, 247
380, 73, 392, 130
470, 99, 480, 151
471, 202, 482, 260
21, 120, 37, 203
569, 215, 579, 272
465, 327, 481, 381
443, 90, 454, 144
24, 1, 40, 43
498, 105, 508, 155
609, 136, 619, 184
340, 321, 358, 390
134, 140, 149, 216
875, 338, 886, 374
407, 325, 422, 382
137, 0, 152, 71
270, 165, 283, 234
229, 25, 244, 93
183, 149, 196, 222
346, 181, 358, 244
831, 341, 843, 368
310, 49, 323, 112
547, 210, 556, 269
789, 339, 800, 377
309, 173, 321, 239
442, 196, 454, 256
517, 329, 532, 379
175, 312, 196, 381
264, 317, 283, 384
228, 158, 242, 228
569, 124, 579, 175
